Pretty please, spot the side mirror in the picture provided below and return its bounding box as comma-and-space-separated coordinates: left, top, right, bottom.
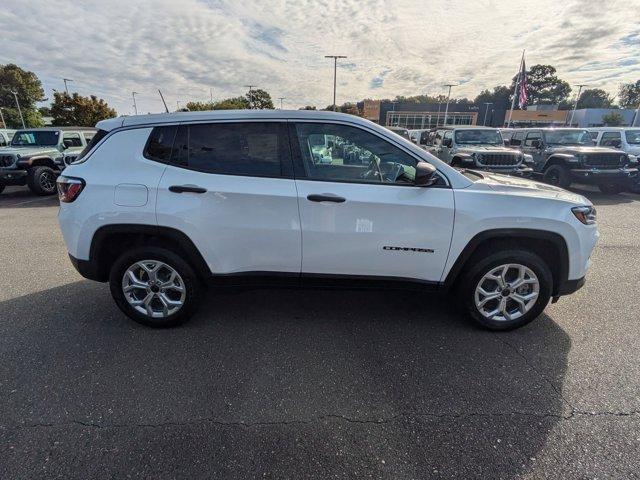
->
503, 139, 510, 147
442, 138, 452, 147
60, 143, 68, 150
415, 162, 438, 187
531, 139, 541, 149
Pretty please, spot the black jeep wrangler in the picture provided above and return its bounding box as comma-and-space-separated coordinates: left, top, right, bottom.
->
509, 128, 637, 194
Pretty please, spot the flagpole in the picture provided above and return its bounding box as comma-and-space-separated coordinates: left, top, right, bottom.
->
507, 50, 525, 128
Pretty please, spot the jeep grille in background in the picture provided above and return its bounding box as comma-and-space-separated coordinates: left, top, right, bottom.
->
0, 155, 15, 168
476, 153, 520, 167
583, 153, 623, 168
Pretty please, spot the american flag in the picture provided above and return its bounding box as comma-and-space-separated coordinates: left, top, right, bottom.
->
518, 57, 528, 109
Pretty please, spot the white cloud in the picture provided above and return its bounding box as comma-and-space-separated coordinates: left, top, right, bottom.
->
1, 0, 639, 114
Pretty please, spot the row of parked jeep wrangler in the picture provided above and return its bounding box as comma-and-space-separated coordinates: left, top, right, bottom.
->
0, 123, 639, 196
389, 125, 640, 195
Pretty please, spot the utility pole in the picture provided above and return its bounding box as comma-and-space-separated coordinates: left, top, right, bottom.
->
324, 55, 347, 111
132, 91, 139, 115
507, 50, 525, 128
11, 91, 25, 128
176, 100, 182, 110
483, 102, 493, 126
210, 88, 213, 103
278, 97, 285, 109
0, 107, 5, 129
569, 84, 588, 126
63, 78, 73, 94
244, 85, 256, 109
443, 84, 457, 126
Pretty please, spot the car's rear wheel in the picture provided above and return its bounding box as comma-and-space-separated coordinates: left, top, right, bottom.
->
109, 246, 202, 327
598, 182, 625, 194
27, 166, 58, 195
459, 249, 552, 330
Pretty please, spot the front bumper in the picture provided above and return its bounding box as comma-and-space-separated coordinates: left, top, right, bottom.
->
570, 167, 637, 185
69, 254, 106, 282
471, 165, 533, 177
0, 169, 28, 186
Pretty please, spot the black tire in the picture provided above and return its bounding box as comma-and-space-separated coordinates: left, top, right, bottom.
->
27, 166, 58, 195
543, 164, 571, 189
109, 246, 203, 327
458, 249, 552, 331
598, 182, 625, 194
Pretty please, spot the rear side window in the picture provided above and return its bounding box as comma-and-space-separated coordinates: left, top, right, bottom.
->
75, 129, 109, 162
176, 122, 286, 177
144, 126, 177, 163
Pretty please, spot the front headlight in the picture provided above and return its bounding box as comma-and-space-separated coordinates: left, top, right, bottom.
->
628, 154, 638, 165
523, 153, 534, 164
572, 205, 597, 225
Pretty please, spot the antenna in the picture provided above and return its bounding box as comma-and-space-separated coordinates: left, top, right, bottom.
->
158, 89, 169, 113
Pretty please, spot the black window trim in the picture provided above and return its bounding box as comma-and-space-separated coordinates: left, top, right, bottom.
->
287, 119, 450, 189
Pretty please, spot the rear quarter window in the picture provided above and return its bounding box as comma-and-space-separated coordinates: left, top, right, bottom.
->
74, 129, 109, 162
144, 126, 178, 163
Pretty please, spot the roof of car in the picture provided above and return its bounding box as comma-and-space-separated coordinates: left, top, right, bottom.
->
96, 110, 376, 132
439, 126, 499, 130
586, 127, 639, 131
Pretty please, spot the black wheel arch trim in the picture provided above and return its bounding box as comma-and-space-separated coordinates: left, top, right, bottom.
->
442, 228, 570, 296
85, 224, 212, 282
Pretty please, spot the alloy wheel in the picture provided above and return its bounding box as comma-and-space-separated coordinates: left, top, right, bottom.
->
40, 171, 56, 192
474, 263, 540, 322
122, 260, 186, 318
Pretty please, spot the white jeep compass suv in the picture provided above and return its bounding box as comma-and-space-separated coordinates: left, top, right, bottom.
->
57, 110, 598, 330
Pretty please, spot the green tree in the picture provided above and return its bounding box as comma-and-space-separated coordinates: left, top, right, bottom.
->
577, 88, 613, 108
299, 105, 316, 110
247, 89, 274, 109
213, 96, 250, 110
474, 86, 512, 110
184, 101, 216, 111
50, 92, 116, 126
0, 63, 46, 128
602, 111, 624, 126
618, 80, 640, 108
511, 65, 571, 106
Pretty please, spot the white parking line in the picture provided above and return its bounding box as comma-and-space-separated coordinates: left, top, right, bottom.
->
0, 196, 58, 207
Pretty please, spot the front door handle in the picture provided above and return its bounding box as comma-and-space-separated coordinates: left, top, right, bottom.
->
169, 185, 207, 194
307, 194, 346, 203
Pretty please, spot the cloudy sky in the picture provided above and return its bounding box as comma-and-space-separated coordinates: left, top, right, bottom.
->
1, 0, 639, 114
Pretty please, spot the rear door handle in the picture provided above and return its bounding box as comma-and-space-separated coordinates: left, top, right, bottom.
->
169, 185, 207, 194
307, 194, 346, 203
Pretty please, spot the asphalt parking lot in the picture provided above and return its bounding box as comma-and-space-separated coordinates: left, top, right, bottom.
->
0, 185, 639, 479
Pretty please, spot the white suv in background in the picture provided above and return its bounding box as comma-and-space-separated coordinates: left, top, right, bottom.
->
57, 110, 598, 330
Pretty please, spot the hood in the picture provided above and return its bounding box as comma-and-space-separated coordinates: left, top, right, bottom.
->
0, 146, 59, 157
471, 171, 590, 205
458, 145, 516, 153
546, 145, 619, 155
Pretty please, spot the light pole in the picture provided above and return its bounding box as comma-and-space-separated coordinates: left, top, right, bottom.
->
132, 91, 139, 115
569, 84, 587, 126
244, 85, 256, 109
278, 97, 285, 109
324, 55, 347, 111
11, 91, 25, 128
483, 102, 493, 126
0, 107, 5, 129
443, 84, 457, 126
63, 78, 73, 94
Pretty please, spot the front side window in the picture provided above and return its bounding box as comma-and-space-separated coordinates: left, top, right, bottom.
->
0, 134, 6, 147
177, 122, 285, 177
544, 129, 592, 146
510, 131, 525, 146
600, 131, 622, 147
625, 129, 640, 145
524, 131, 542, 147
11, 130, 59, 147
454, 129, 502, 146
63, 133, 83, 148
292, 122, 420, 185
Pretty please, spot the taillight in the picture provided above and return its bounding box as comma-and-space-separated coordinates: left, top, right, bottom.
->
57, 176, 85, 203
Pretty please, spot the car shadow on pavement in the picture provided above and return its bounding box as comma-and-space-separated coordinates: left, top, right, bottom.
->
0, 187, 59, 208
0, 281, 571, 479
570, 185, 640, 206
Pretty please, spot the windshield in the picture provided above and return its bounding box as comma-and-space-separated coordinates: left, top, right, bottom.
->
544, 129, 593, 146
11, 130, 59, 147
454, 129, 502, 145
625, 130, 640, 145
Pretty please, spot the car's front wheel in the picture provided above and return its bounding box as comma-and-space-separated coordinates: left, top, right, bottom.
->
27, 166, 58, 195
543, 164, 571, 189
460, 249, 552, 330
109, 247, 203, 327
